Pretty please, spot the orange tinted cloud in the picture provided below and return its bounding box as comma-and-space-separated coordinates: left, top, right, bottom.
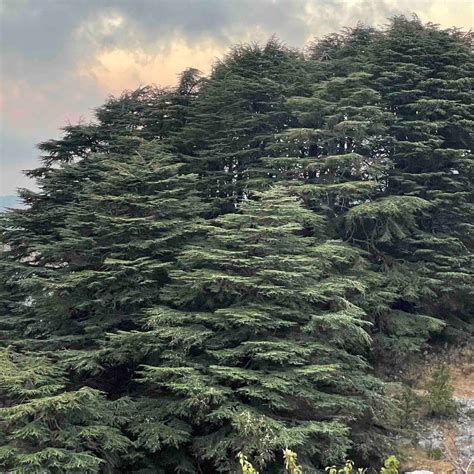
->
80, 38, 226, 95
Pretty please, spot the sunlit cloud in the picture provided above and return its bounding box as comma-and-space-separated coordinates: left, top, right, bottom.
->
82, 38, 226, 94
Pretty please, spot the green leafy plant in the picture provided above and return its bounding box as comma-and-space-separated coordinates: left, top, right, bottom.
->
380, 455, 400, 474
237, 452, 400, 473
325, 456, 399, 474
326, 460, 367, 474
238, 452, 259, 474
283, 449, 304, 474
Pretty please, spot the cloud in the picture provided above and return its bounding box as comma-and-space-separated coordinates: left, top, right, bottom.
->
82, 38, 226, 94
1, 0, 473, 194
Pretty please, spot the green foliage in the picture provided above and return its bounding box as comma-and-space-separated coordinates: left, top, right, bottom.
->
239, 452, 260, 474
427, 447, 444, 460
283, 449, 304, 474
425, 366, 458, 417
266, 16, 474, 365
0, 16, 471, 473
326, 460, 368, 474
129, 186, 383, 470
395, 385, 424, 428
238, 449, 400, 474
380, 455, 400, 474
374, 311, 446, 363
0, 348, 132, 473
175, 39, 310, 214
238, 452, 400, 473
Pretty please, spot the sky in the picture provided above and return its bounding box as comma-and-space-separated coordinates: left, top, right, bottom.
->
1, 0, 473, 197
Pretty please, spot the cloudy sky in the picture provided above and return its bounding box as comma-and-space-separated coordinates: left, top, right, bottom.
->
1, 0, 472, 197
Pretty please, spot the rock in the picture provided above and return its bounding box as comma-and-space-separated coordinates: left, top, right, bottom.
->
404, 471, 434, 474
417, 431, 442, 450
416, 396, 474, 460
454, 396, 474, 459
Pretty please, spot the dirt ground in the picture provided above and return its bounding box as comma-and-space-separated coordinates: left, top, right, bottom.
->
402, 446, 456, 474
400, 347, 474, 474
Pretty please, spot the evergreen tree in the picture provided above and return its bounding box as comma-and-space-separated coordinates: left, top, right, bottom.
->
285, 19, 473, 360
17, 72, 201, 276
265, 29, 439, 361
0, 348, 132, 473
37, 69, 202, 170
106, 187, 389, 471
1, 141, 205, 351
1, 141, 207, 471
176, 39, 308, 214
368, 17, 474, 329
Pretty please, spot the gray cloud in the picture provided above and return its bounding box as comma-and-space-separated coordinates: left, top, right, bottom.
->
0, 0, 412, 83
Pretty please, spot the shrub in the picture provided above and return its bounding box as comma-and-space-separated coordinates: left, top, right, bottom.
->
426, 366, 458, 417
